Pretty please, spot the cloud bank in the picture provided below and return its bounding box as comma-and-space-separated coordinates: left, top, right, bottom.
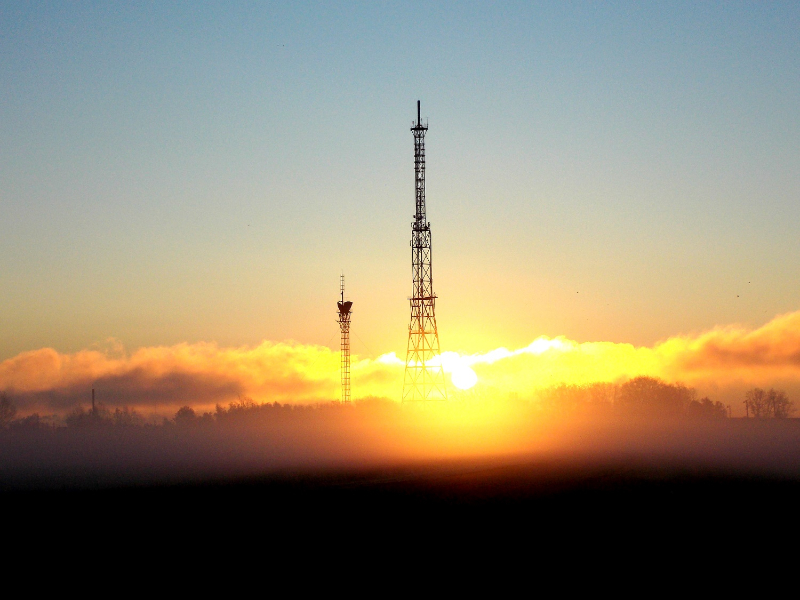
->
5, 311, 800, 415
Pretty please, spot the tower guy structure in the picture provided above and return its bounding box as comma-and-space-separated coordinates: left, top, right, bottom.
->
337, 274, 353, 404
403, 101, 447, 401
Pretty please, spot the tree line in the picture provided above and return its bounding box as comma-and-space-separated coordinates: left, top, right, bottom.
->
0, 379, 796, 431
535, 377, 794, 420
0, 392, 332, 431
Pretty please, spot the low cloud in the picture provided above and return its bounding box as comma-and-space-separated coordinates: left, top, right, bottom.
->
463, 311, 800, 411
5, 311, 800, 415
0, 341, 346, 413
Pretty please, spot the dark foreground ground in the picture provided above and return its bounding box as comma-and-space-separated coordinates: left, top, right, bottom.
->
6, 455, 799, 555
5, 417, 800, 556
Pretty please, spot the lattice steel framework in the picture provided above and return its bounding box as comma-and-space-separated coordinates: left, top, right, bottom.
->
403, 101, 447, 402
337, 274, 352, 404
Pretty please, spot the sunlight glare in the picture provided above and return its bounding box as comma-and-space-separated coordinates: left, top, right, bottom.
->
451, 362, 478, 390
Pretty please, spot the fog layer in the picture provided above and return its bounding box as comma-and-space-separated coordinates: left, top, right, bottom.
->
2, 400, 800, 491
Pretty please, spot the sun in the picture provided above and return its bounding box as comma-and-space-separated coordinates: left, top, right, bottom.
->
451, 363, 478, 390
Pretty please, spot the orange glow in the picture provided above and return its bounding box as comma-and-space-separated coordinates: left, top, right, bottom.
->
5, 311, 800, 415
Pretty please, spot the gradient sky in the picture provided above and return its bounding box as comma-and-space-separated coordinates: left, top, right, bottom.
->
2, 1, 800, 363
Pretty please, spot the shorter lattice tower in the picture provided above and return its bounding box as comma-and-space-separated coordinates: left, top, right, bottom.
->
337, 274, 353, 404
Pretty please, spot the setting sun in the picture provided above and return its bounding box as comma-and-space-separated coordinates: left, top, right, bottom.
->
450, 361, 478, 390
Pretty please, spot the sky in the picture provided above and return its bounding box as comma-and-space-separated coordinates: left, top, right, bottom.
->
2, 2, 800, 413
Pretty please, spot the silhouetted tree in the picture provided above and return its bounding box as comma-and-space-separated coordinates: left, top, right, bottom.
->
174, 406, 198, 426
586, 382, 618, 406
534, 382, 618, 416
0, 393, 17, 429
538, 384, 587, 414
767, 389, 794, 418
65, 403, 112, 427
617, 377, 695, 418
65, 405, 85, 427
687, 397, 727, 420
9, 413, 43, 431
744, 388, 769, 418
228, 396, 258, 412
214, 397, 267, 425
744, 388, 793, 418
112, 406, 144, 427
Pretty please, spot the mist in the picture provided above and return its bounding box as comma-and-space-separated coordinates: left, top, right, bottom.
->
3, 395, 800, 494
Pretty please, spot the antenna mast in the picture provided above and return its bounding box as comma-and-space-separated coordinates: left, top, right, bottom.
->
337, 274, 353, 404
403, 101, 447, 401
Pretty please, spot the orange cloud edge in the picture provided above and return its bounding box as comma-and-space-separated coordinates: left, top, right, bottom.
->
5, 311, 800, 417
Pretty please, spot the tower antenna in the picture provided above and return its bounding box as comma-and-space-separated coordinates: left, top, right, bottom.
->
337, 274, 353, 404
403, 101, 447, 401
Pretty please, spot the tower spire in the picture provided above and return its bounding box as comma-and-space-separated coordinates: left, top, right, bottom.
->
403, 101, 447, 401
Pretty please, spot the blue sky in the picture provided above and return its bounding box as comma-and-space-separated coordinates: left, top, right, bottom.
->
2, 1, 799, 360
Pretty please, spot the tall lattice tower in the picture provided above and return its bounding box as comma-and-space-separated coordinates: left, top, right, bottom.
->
403, 101, 447, 401
337, 274, 353, 404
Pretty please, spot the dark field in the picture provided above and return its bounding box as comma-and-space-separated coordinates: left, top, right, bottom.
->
5, 455, 799, 556
4, 414, 800, 549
